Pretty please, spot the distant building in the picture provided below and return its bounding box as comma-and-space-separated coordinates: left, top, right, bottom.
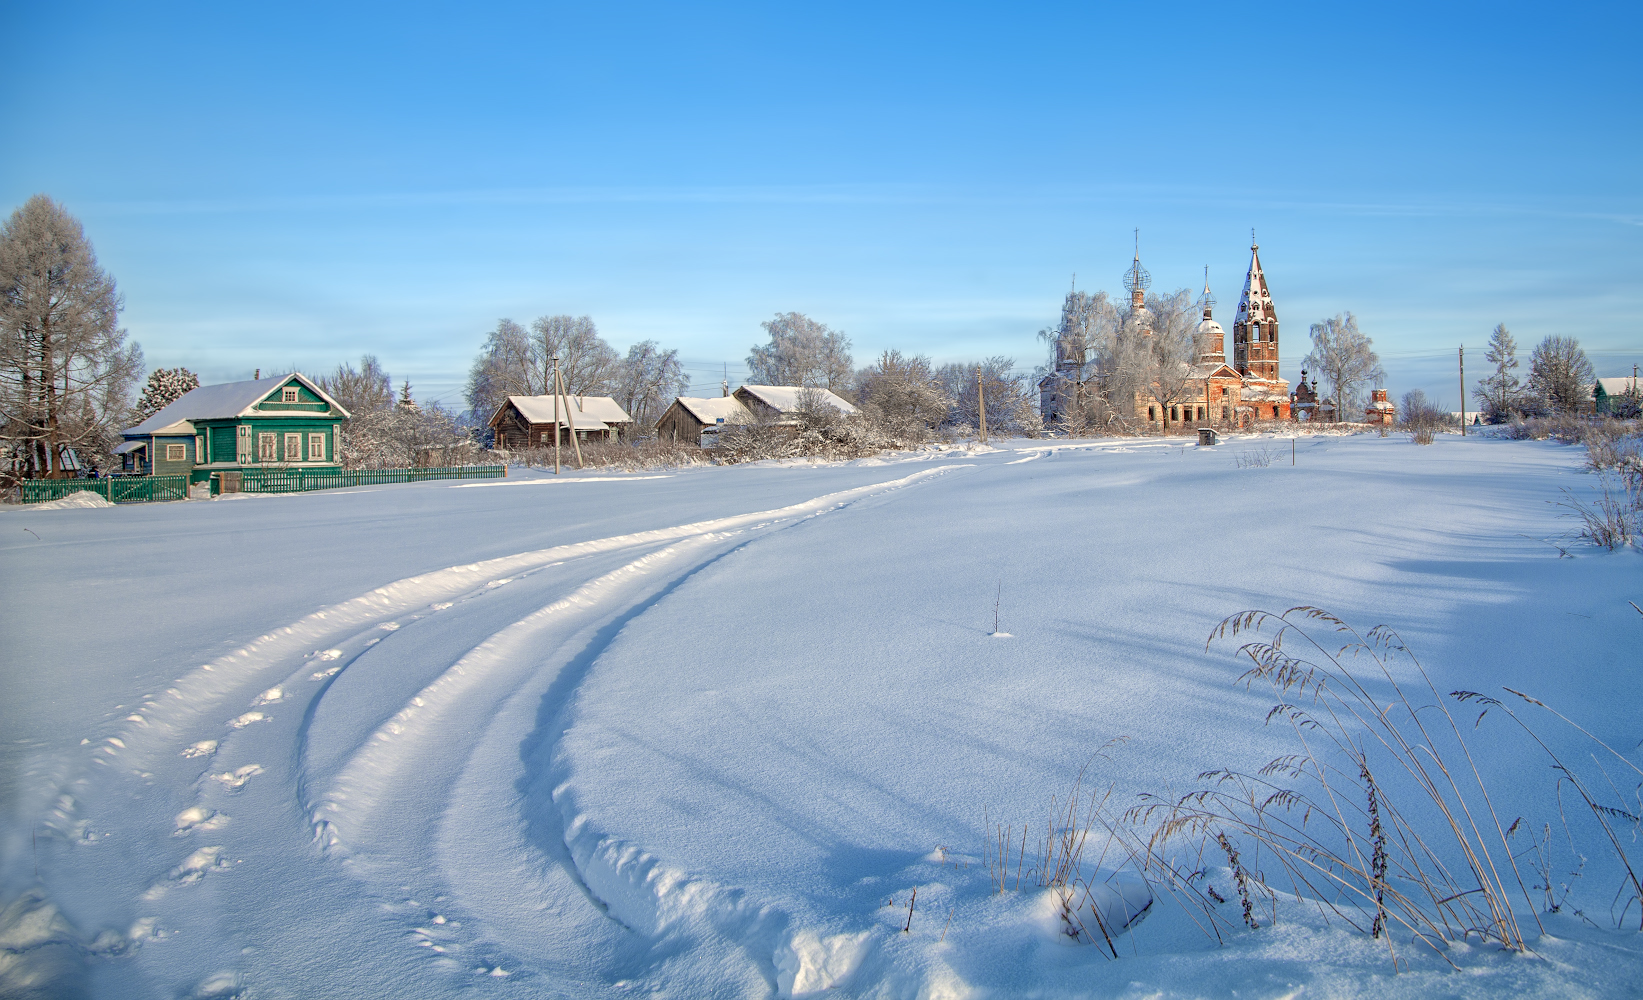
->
732, 385, 857, 423
488, 395, 632, 449
1594, 375, 1641, 415
1364, 389, 1395, 427
117, 373, 349, 483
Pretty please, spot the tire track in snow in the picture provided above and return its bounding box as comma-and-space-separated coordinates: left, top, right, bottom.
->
26, 467, 961, 997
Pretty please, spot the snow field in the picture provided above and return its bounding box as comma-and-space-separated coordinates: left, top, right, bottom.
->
1, 434, 1639, 998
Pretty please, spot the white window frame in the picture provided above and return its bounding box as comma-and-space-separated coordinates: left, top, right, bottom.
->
258, 432, 277, 462
165, 443, 187, 462
308, 432, 325, 461
196, 435, 205, 462
284, 432, 303, 462
282, 387, 299, 403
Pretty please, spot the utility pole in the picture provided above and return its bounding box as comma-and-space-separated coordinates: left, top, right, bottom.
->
555, 360, 584, 469
552, 356, 561, 474
1459, 345, 1466, 436
977, 366, 988, 444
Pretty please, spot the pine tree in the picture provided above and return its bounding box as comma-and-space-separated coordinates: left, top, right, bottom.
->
135, 367, 200, 420
1471, 324, 1520, 422
397, 380, 419, 412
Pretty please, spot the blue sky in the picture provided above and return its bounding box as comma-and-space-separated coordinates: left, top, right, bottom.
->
4, 1, 1639, 412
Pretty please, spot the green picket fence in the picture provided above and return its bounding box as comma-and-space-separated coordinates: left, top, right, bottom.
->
235, 465, 506, 494
19, 475, 190, 504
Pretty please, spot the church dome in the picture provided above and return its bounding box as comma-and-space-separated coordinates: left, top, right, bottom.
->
1197, 318, 1224, 338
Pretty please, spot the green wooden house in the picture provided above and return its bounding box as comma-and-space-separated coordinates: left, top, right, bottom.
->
118, 373, 351, 484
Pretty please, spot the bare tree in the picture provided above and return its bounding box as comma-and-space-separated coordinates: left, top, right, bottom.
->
1302, 313, 1383, 423
320, 355, 393, 418
1131, 289, 1200, 432
464, 319, 534, 421
615, 340, 687, 432
464, 316, 621, 423
0, 195, 143, 478
941, 357, 1034, 434
531, 315, 619, 396
1472, 324, 1522, 421
855, 349, 949, 439
1527, 335, 1595, 414
747, 312, 853, 391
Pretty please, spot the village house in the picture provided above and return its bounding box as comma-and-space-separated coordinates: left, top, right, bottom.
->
488, 394, 632, 449
1594, 374, 1641, 415
655, 395, 754, 446
117, 372, 349, 484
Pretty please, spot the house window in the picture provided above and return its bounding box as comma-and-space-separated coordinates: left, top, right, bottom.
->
1221, 406, 1229, 420
1197, 406, 1205, 421
282, 387, 299, 403
284, 433, 302, 461
308, 433, 325, 461
165, 443, 186, 462
258, 432, 277, 462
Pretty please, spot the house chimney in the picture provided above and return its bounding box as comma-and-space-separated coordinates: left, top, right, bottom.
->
254, 369, 260, 380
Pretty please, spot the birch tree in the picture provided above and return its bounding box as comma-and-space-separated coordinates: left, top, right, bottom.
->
0, 195, 143, 478
1526, 335, 1594, 414
1302, 313, 1383, 423
465, 316, 621, 422
747, 312, 853, 392
614, 340, 687, 431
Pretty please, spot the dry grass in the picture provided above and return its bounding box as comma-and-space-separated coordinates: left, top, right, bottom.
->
497, 439, 714, 472
1235, 446, 1278, 468
1100, 607, 1643, 966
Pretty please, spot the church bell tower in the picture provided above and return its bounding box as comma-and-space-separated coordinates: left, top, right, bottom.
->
1233, 237, 1279, 381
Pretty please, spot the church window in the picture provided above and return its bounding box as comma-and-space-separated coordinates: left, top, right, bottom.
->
1221, 406, 1229, 420
1170, 406, 1179, 422
1197, 406, 1205, 421
1148, 406, 1156, 421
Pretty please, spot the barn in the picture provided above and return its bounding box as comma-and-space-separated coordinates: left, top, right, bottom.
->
655, 396, 754, 446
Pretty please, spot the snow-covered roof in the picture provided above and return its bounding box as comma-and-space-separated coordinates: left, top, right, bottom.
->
735, 385, 857, 415
1596, 377, 1640, 395
674, 396, 754, 425
1234, 242, 1276, 328
112, 440, 146, 454
499, 395, 631, 430
123, 373, 347, 437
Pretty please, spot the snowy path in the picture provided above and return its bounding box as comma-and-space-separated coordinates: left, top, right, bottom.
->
4, 436, 1641, 999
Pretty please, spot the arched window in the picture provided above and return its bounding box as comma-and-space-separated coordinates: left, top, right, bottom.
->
1148, 406, 1156, 421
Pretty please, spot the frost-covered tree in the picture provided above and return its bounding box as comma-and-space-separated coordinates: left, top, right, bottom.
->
855, 350, 949, 439
939, 357, 1035, 435
615, 340, 687, 432
1302, 313, 1383, 423
135, 367, 200, 421
1472, 324, 1522, 422
1129, 289, 1200, 431
397, 380, 418, 412
0, 194, 143, 478
1526, 335, 1595, 414
747, 313, 853, 392
319, 355, 392, 418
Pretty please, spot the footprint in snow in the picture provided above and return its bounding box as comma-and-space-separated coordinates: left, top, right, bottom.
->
181, 740, 218, 758
169, 845, 231, 882
251, 686, 282, 707
228, 711, 265, 729
313, 649, 343, 661
211, 765, 263, 790
173, 806, 229, 835
379, 621, 401, 630
310, 665, 342, 680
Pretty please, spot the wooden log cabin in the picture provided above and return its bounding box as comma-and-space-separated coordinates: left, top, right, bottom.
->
489, 395, 633, 449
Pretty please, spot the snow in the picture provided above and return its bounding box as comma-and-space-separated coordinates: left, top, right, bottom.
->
503, 394, 631, 429
2, 434, 1640, 998
18, 491, 114, 510
738, 385, 858, 415
676, 395, 755, 425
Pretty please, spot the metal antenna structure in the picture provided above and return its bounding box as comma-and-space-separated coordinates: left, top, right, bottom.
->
1122, 228, 1151, 296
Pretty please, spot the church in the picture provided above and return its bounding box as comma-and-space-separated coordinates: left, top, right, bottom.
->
1040, 239, 1293, 431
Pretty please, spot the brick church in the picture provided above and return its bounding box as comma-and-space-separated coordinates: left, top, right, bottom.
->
1041, 238, 1295, 430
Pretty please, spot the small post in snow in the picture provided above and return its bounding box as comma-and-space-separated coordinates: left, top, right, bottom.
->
1292, 438, 1295, 466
